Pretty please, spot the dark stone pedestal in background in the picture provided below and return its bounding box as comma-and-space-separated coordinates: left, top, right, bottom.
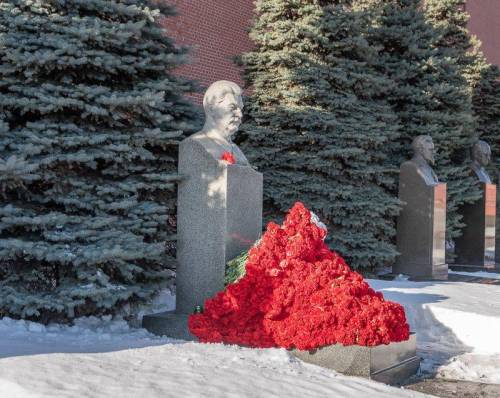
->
496, 176, 500, 267
455, 183, 496, 269
394, 161, 448, 280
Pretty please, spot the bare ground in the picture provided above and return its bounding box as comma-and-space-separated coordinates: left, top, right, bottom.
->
404, 379, 500, 398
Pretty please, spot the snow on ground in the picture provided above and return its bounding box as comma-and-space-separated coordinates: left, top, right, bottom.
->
0, 317, 428, 398
0, 288, 176, 359
1, 278, 500, 397
369, 279, 500, 384
449, 270, 500, 279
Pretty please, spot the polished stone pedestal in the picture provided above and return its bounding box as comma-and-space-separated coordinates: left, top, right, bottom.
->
143, 137, 263, 338
496, 177, 500, 267
394, 161, 447, 280
142, 311, 195, 341
292, 333, 420, 385
176, 138, 262, 314
455, 183, 496, 268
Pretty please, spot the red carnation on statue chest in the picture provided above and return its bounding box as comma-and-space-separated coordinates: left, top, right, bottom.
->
221, 151, 236, 164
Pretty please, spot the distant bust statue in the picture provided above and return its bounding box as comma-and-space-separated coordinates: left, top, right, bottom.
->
406, 135, 439, 185
471, 140, 492, 184
396, 137, 447, 279
189, 80, 249, 165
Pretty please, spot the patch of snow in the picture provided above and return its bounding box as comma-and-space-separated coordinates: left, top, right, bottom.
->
437, 353, 500, 384
0, 326, 429, 398
133, 288, 176, 324
1, 279, 500, 395
0, 380, 36, 398
368, 279, 500, 384
0, 316, 168, 359
449, 270, 500, 280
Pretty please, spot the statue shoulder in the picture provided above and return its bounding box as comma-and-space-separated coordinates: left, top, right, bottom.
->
182, 131, 206, 145
400, 159, 419, 173
400, 159, 430, 183
471, 163, 492, 184
180, 132, 215, 153
179, 132, 219, 166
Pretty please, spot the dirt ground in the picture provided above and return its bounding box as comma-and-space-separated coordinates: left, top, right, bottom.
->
404, 379, 500, 398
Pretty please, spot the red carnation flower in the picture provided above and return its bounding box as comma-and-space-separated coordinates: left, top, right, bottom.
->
189, 202, 410, 350
220, 151, 236, 164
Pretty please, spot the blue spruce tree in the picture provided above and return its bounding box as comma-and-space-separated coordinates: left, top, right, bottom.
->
424, 0, 500, 256
364, 0, 479, 251
424, 0, 500, 174
0, 0, 198, 321
240, 0, 401, 269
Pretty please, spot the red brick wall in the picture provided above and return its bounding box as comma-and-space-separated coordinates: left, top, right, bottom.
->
164, 0, 499, 106
466, 0, 500, 67
164, 1, 255, 104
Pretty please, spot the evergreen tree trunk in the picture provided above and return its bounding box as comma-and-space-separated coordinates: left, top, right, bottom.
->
0, 0, 198, 321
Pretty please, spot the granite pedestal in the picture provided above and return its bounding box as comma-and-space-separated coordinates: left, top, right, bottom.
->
292, 333, 420, 385
496, 176, 500, 267
143, 137, 263, 339
455, 183, 496, 269
142, 312, 195, 341
394, 161, 448, 280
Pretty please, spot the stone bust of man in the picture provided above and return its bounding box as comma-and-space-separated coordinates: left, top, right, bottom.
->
189, 80, 249, 165
407, 135, 439, 185
471, 140, 492, 184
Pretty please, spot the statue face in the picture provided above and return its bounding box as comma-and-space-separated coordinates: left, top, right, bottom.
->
210, 92, 243, 139
419, 136, 435, 166
474, 144, 491, 167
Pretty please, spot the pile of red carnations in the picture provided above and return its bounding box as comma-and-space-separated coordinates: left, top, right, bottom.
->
188, 202, 410, 350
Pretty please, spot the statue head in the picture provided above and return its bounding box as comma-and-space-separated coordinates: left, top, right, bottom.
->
202, 80, 244, 140
412, 135, 435, 166
472, 140, 491, 168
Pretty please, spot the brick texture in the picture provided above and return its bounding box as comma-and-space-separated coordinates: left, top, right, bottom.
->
466, 0, 500, 67
164, 1, 255, 104
164, 0, 499, 106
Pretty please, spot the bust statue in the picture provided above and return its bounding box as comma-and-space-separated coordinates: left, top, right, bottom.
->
407, 135, 439, 186
189, 80, 249, 165
455, 140, 496, 267
172, 80, 263, 320
395, 134, 448, 279
471, 140, 492, 184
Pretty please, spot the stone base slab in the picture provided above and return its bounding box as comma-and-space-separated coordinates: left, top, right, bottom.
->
450, 264, 499, 272
292, 333, 420, 385
392, 263, 448, 281
143, 312, 420, 385
142, 311, 196, 341
382, 268, 448, 281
